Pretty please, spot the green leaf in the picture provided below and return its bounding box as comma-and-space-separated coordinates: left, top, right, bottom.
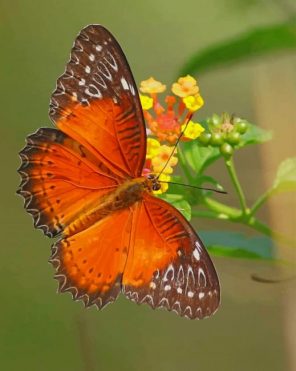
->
179, 21, 296, 76
158, 193, 192, 220
200, 231, 274, 260
239, 122, 273, 146
165, 175, 184, 195
272, 157, 296, 194
180, 140, 220, 174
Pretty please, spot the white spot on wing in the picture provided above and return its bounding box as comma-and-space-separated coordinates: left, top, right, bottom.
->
193, 248, 200, 261
121, 77, 129, 90
199, 292, 205, 299
96, 44, 102, 51
79, 78, 86, 86
89, 53, 95, 61
85, 65, 91, 74
164, 285, 171, 291
129, 84, 136, 96
149, 282, 156, 290
177, 287, 183, 294
188, 291, 194, 298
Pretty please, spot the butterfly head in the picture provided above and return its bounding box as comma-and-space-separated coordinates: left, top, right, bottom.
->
145, 174, 161, 192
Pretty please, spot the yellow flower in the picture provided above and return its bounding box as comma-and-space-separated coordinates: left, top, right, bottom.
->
153, 173, 171, 194
146, 138, 160, 159
183, 94, 204, 112
140, 94, 153, 110
151, 145, 178, 174
140, 77, 166, 94
171, 75, 199, 98
181, 121, 205, 140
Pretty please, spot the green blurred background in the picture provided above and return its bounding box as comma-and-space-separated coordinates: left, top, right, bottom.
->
1, 0, 295, 370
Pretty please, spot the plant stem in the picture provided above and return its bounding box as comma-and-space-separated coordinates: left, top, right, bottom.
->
249, 188, 274, 216
192, 209, 225, 220
248, 217, 296, 248
225, 157, 249, 214
192, 202, 296, 248
203, 196, 242, 219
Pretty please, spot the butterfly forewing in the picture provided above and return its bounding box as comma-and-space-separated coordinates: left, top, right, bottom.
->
49, 25, 146, 178
17, 127, 120, 237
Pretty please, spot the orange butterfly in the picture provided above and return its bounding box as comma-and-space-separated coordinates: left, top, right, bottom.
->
17, 25, 220, 319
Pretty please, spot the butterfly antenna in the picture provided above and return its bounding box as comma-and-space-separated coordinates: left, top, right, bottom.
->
156, 113, 193, 180
158, 181, 227, 194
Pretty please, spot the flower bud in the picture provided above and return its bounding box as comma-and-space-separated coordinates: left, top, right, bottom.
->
210, 132, 224, 146
220, 143, 233, 158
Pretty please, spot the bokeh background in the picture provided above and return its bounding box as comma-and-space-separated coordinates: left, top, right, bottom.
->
1, 0, 295, 370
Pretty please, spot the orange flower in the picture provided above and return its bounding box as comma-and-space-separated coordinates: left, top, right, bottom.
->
140, 77, 166, 94
139, 75, 204, 145
171, 75, 199, 98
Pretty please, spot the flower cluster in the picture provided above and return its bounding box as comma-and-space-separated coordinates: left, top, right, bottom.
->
140, 75, 205, 193
198, 113, 249, 158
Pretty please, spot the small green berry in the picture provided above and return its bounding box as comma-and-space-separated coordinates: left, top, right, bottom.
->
211, 114, 221, 127
226, 131, 241, 145
207, 114, 221, 130
235, 121, 248, 134
198, 132, 212, 145
210, 132, 224, 146
220, 143, 233, 158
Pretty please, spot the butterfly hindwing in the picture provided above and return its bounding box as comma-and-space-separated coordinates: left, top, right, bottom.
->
50, 208, 133, 308
49, 24, 146, 178
123, 193, 220, 319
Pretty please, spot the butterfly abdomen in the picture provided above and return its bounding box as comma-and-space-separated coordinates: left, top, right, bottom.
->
64, 178, 147, 236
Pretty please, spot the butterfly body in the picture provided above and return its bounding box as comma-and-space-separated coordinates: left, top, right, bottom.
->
64, 176, 152, 236
18, 25, 220, 319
